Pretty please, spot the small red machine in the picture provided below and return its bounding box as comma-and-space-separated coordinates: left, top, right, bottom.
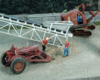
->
1, 44, 54, 74
61, 3, 100, 36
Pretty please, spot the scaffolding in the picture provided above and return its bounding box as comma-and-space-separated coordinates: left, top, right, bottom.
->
0, 14, 73, 47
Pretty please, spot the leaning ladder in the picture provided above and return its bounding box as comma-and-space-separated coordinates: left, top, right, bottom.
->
0, 14, 73, 47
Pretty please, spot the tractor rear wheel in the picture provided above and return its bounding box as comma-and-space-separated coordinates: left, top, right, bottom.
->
10, 57, 26, 74
1, 53, 8, 65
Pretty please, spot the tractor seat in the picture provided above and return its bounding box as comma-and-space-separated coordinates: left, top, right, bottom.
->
40, 52, 47, 59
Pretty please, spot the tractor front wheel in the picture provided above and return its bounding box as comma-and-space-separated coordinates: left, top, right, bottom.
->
1, 53, 8, 65
10, 57, 26, 74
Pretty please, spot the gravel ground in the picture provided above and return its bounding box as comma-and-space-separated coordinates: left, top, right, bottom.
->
0, 25, 100, 80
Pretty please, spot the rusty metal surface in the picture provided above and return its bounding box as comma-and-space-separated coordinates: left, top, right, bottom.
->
61, 3, 100, 36
2, 44, 54, 73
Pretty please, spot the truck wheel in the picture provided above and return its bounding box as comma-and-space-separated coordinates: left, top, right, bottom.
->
10, 57, 26, 74
1, 53, 8, 65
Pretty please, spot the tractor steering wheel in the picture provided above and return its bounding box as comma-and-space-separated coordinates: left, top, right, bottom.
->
11, 44, 17, 51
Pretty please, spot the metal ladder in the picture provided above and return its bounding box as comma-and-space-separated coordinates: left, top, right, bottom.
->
0, 13, 73, 47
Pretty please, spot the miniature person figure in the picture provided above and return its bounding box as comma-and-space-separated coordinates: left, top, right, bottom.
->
77, 13, 83, 24
42, 37, 49, 52
64, 40, 69, 57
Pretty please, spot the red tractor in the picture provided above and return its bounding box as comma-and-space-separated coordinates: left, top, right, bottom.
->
1, 44, 54, 74
61, 3, 100, 36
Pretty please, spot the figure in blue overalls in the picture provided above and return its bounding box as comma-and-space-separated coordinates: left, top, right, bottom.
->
77, 13, 83, 24
63, 40, 69, 57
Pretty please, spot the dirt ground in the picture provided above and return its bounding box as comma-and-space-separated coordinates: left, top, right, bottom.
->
0, 25, 100, 80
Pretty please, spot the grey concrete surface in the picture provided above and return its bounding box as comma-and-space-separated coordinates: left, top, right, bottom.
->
9, 11, 100, 24
0, 25, 100, 80
10, 13, 61, 23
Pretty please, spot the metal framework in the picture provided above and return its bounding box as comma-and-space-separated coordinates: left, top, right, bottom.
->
0, 14, 73, 47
